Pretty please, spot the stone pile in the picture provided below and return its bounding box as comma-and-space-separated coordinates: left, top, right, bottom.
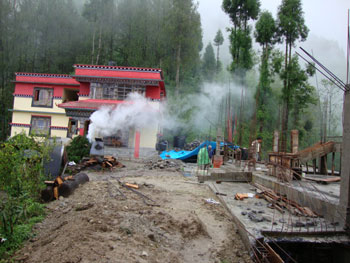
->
144, 159, 182, 171
184, 140, 201, 151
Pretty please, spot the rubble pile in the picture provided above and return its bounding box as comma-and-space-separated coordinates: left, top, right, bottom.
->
144, 159, 182, 171
184, 140, 201, 151
66, 155, 125, 174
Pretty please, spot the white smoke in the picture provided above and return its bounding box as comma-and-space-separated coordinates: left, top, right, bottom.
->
87, 92, 161, 142
87, 79, 255, 142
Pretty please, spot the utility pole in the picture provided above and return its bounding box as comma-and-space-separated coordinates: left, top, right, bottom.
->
340, 85, 350, 230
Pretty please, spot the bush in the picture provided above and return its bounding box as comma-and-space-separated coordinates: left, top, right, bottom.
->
0, 133, 50, 260
66, 136, 91, 163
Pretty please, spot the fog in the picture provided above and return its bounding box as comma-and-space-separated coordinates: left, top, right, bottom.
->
198, 0, 349, 75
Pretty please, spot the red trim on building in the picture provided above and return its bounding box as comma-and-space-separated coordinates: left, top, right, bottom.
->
50, 126, 68, 130
58, 99, 128, 110
73, 64, 163, 81
10, 123, 31, 127
15, 73, 80, 85
74, 64, 162, 72
31, 115, 52, 118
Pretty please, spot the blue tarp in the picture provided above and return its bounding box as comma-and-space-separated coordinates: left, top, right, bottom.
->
160, 141, 216, 160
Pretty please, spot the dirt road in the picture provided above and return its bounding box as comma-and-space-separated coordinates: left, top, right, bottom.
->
14, 160, 252, 263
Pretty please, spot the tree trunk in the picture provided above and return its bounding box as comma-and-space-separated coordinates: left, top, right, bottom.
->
281, 41, 289, 153
91, 24, 96, 65
175, 43, 181, 96
249, 87, 259, 145
237, 85, 244, 146
216, 45, 220, 73
95, 26, 102, 65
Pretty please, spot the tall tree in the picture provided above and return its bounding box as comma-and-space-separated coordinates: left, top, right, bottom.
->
276, 0, 309, 152
201, 42, 216, 82
251, 11, 277, 143
222, 0, 260, 146
165, 0, 202, 96
213, 29, 224, 73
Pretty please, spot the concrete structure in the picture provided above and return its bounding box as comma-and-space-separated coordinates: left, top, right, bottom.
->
339, 85, 350, 229
10, 64, 166, 153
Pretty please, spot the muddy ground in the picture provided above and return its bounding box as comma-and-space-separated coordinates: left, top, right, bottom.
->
13, 160, 252, 263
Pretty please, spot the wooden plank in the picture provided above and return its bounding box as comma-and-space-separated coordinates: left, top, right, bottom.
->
125, 183, 139, 189
53, 187, 59, 200
55, 176, 63, 185
264, 242, 286, 263
304, 176, 340, 184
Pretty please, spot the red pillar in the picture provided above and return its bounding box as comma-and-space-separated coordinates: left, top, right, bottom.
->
79, 128, 84, 136
134, 130, 140, 159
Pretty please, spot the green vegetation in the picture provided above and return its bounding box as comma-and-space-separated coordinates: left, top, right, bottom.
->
66, 136, 91, 163
0, 134, 52, 259
0, 0, 341, 154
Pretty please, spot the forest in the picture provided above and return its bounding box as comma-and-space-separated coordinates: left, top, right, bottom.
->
0, 0, 343, 154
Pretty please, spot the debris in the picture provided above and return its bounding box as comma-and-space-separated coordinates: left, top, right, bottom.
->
41, 172, 89, 202
254, 183, 318, 217
144, 159, 182, 171
125, 183, 139, 189
248, 211, 264, 222
184, 140, 200, 151
75, 203, 94, 211
215, 192, 227, 196
235, 193, 255, 200
116, 178, 159, 207
204, 198, 220, 205
66, 156, 125, 174
0, 237, 7, 243
141, 251, 148, 257
68, 161, 76, 166
304, 176, 341, 184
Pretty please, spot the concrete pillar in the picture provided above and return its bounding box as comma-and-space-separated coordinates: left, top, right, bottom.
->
273, 130, 279, 153
290, 130, 299, 154
339, 85, 350, 230
134, 130, 140, 159
216, 128, 223, 156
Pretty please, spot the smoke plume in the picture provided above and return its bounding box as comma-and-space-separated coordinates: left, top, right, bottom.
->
87, 93, 161, 142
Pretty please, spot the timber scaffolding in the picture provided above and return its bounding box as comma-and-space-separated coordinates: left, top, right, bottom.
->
195, 12, 350, 262
198, 128, 348, 262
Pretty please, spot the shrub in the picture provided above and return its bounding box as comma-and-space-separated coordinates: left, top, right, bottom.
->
66, 136, 91, 163
0, 133, 51, 260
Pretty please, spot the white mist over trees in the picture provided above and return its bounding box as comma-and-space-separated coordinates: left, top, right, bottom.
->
0, 0, 346, 153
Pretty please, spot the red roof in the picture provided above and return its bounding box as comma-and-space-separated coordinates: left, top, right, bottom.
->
73, 64, 163, 81
15, 73, 80, 86
58, 99, 128, 110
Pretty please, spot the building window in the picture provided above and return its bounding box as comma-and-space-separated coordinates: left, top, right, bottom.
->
30, 116, 51, 136
32, 88, 53, 107
89, 83, 145, 100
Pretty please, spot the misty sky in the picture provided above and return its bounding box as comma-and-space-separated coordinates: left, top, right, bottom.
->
198, 0, 349, 57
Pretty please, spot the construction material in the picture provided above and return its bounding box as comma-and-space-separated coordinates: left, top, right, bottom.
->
66, 155, 125, 174
125, 183, 139, 189
235, 193, 255, 200
304, 175, 341, 184
254, 183, 318, 217
144, 159, 182, 171
297, 141, 335, 163
41, 172, 90, 202
115, 177, 159, 207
